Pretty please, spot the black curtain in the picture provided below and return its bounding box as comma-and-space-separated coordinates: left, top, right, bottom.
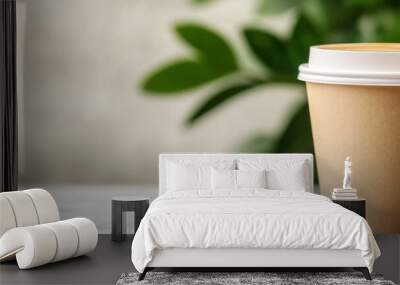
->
0, 0, 18, 192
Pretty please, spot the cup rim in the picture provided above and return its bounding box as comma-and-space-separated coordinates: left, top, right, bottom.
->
313, 43, 400, 54
298, 43, 400, 86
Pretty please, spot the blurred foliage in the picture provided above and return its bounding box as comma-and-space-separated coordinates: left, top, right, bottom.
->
191, 0, 215, 4
142, 24, 238, 93
140, 0, 400, 169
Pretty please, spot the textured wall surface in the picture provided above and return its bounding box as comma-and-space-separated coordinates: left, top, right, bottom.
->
17, 0, 301, 185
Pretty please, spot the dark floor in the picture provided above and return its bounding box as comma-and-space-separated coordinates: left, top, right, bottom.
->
1, 234, 399, 285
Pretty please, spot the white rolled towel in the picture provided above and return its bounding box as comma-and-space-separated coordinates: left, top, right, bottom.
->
0, 218, 98, 269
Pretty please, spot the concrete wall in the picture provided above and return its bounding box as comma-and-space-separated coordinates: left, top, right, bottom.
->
18, 0, 302, 185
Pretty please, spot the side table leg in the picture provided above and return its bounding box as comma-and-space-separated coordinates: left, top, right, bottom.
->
112, 201, 124, 241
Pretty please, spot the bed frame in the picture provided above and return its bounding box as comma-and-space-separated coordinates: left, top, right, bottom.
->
139, 153, 371, 280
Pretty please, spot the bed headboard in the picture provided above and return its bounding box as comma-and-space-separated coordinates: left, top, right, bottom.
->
159, 153, 314, 195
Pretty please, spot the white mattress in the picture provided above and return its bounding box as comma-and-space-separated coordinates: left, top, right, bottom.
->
131, 190, 380, 273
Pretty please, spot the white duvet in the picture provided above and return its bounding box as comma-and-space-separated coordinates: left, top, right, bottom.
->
131, 189, 380, 273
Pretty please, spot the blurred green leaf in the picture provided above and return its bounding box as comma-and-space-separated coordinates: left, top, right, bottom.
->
345, 0, 388, 9
359, 10, 400, 42
257, 0, 300, 15
142, 23, 238, 93
234, 95, 313, 155
142, 60, 226, 93
301, 0, 329, 30
186, 80, 263, 125
243, 28, 294, 75
236, 100, 318, 183
175, 23, 237, 72
380, 11, 400, 41
288, 14, 325, 68
273, 100, 318, 183
273, 100, 314, 154
323, 1, 366, 33
191, 0, 216, 5
237, 134, 277, 153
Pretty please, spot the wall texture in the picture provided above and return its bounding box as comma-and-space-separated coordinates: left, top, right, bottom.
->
18, 0, 301, 185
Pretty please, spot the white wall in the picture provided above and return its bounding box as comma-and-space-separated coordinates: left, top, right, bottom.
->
18, 0, 303, 185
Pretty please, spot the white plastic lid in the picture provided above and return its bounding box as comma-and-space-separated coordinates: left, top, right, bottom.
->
298, 43, 400, 86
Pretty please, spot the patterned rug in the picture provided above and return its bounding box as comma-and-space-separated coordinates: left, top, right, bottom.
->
116, 272, 396, 285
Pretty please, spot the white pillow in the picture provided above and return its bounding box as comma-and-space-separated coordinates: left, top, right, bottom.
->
166, 160, 235, 191
211, 169, 236, 189
211, 168, 267, 190
237, 159, 309, 191
237, 169, 267, 188
167, 163, 210, 191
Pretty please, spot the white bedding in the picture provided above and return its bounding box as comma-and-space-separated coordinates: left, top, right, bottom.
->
131, 190, 380, 273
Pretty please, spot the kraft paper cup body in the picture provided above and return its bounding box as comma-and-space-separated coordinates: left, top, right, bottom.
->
298, 43, 400, 234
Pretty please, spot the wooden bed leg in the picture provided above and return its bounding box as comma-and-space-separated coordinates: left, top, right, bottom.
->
138, 268, 148, 281
354, 267, 372, 280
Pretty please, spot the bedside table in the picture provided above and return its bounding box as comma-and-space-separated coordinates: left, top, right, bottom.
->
111, 196, 150, 242
332, 198, 366, 218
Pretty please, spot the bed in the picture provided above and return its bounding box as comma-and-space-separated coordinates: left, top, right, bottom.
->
131, 153, 380, 280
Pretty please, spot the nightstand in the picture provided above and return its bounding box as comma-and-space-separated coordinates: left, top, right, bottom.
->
111, 196, 150, 242
332, 198, 366, 218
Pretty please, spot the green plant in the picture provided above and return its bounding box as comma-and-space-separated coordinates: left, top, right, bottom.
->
140, 0, 400, 157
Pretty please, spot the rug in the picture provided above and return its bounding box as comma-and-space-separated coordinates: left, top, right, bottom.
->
116, 272, 396, 285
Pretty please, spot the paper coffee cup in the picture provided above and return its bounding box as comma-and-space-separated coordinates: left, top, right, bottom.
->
298, 43, 400, 234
